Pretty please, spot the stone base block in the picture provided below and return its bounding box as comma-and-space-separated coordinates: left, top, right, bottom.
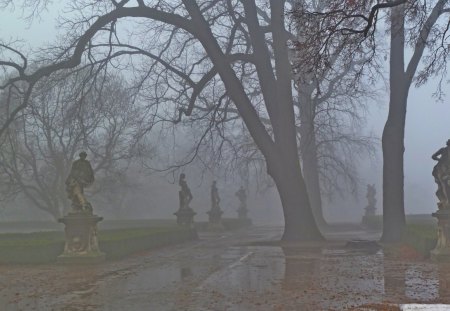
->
174, 208, 196, 226
237, 207, 248, 219
207, 209, 223, 224
58, 212, 104, 264
431, 248, 450, 262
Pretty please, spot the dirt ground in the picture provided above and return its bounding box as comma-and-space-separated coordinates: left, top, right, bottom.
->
1, 225, 449, 311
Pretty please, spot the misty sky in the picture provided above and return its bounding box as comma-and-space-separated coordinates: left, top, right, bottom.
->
0, 4, 449, 221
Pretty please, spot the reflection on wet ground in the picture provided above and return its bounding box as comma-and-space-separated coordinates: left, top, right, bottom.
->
0, 226, 449, 310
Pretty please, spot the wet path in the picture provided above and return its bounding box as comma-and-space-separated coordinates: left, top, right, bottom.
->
1, 226, 450, 310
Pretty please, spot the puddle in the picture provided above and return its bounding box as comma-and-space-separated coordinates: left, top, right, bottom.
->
0, 227, 448, 310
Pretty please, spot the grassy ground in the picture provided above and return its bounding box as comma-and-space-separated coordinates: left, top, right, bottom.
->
0, 226, 197, 264
362, 214, 438, 256
194, 218, 252, 231
402, 223, 437, 256
0, 217, 251, 264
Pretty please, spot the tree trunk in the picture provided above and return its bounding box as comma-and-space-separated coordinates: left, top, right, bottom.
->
301, 139, 327, 227
185, 1, 323, 241
268, 142, 324, 241
381, 90, 408, 242
299, 94, 327, 227
381, 5, 407, 242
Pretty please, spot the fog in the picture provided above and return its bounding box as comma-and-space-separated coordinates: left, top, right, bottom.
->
0, 6, 449, 225
3, 2, 450, 310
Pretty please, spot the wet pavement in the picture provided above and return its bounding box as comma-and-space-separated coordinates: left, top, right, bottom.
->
1, 225, 450, 310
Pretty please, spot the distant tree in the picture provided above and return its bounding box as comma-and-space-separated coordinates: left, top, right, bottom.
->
293, 0, 377, 226
0, 70, 146, 219
299, 0, 450, 241
0, 0, 413, 240
0, 0, 324, 240
381, 0, 450, 242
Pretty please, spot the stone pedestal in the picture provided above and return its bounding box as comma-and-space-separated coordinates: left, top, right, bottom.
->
174, 208, 196, 226
207, 208, 223, 224
431, 208, 450, 261
364, 206, 376, 217
237, 206, 248, 220
58, 212, 105, 264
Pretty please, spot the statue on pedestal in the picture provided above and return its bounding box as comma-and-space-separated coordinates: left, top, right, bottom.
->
174, 173, 195, 226
65, 151, 95, 213
208, 180, 223, 224
179, 173, 193, 210
59, 151, 104, 263
211, 181, 220, 210
235, 186, 248, 219
432, 140, 450, 210
431, 140, 450, 261
364, 184, 377, 216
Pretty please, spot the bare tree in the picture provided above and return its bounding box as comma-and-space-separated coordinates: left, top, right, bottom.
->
299, 0, 450, 242
380, 0, 450, 242
0, 69, 146, 219
0, 0, 329, 240
292, 0, 378, 226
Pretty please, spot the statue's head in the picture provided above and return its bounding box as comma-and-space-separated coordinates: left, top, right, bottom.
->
446, 139, 450, 146
79, 151, 87, 159
180, 173, 186, 180
213, 180, 216, 185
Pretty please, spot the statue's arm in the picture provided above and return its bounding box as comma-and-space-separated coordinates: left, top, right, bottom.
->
432, 148, 445, 161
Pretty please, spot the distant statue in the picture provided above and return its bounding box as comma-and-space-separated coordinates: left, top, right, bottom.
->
432, 140, 450, 209
235, 185, 249, 219
364, 184, 376, 216
179, 173, 193, 210
65, 151, 95, 212
235, 186, 247, 209
211, 181, 220, 210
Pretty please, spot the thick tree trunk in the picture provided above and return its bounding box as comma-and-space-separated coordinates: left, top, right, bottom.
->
185, 1, 322, 241
268, 142, 324, 241
381, 5, 407, 242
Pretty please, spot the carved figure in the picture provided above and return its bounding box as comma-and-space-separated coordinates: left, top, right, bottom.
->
179, 173, 193, 210
235, 186, 247, 208
364, 184, 377, 216
211, 181, 220, 210
432, 140, 450, 209
65, 151, 95, 212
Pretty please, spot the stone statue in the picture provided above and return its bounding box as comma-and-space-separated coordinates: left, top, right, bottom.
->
431, 140, 450, 261
65, 151, 95, 212
365, 184, 377, 216
179, 173, 193, 210
235, 186, 249, 219
207, 180, 223, 224
175, 173, 195, 226
211, 180, 220, 210
432, 140, 450, 209
235, 186, 247, 208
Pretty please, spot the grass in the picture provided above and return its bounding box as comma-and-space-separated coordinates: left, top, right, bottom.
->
194, 218, 252, 231
402, 223, 437, 256
362, 214, 438, 256
0, 226, 197, 264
